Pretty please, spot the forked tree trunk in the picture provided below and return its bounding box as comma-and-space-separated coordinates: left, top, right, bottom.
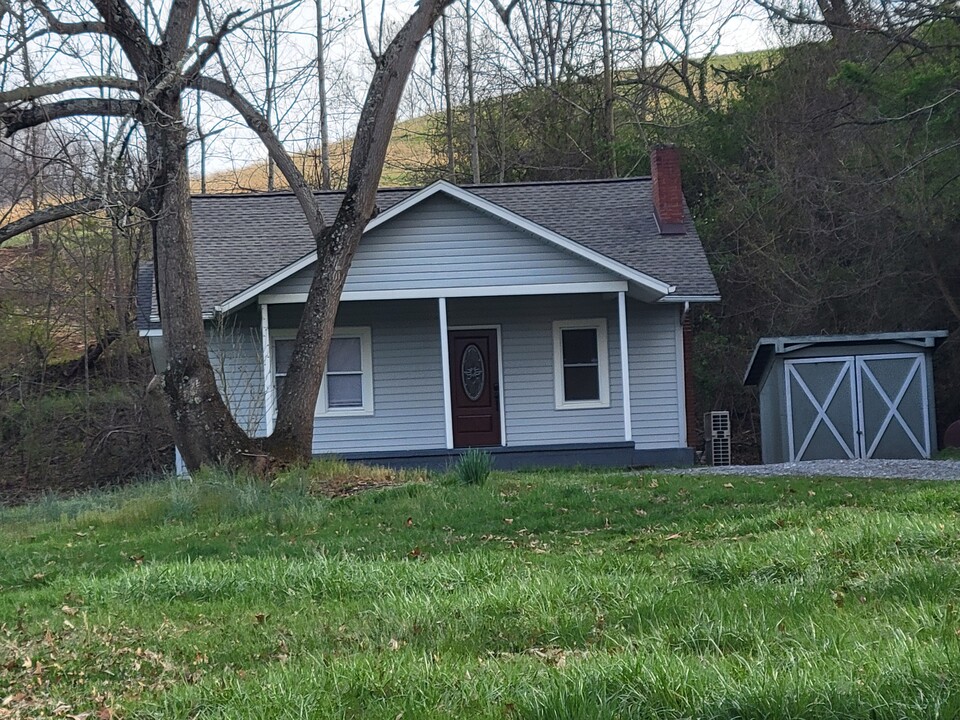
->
0, 0, 453, 473
267, 4, 448, 460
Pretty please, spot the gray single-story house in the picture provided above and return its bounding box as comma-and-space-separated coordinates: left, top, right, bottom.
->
138, 148, 719, 469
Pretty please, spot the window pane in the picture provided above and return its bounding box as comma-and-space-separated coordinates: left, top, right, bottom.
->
327, 373, 363, 408
562, 329, 599, 365
564, 365, 600, 402
328, 336, 362, 373
274, 339, 295, 375
275, 376, 285, 396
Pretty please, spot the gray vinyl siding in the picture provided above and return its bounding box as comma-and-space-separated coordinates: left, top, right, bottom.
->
203, 294, 685, 455
758, 361, 786, 464
309, 300, 446, 454
206, 318, 266, 437
206, 301, 445, 453
448, 295, 625, 446
628, 302, 683, 449
271, 195, 617, 297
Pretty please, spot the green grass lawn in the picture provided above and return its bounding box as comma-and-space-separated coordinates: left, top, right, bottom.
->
2, 467, 960, 719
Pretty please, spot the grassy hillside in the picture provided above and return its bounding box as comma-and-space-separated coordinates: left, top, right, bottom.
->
195, 49, 776, 194
2, 464, 959, 718
194, 115, 442, 194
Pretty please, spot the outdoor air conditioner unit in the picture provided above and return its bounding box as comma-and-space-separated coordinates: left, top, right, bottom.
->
704, 411, 731, 466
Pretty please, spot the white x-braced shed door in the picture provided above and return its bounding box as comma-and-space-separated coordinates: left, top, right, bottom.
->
785, 358, 858, 461
785, 353, 931, 462
855, 354, 931, 459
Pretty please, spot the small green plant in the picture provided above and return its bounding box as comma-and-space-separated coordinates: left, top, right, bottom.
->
453, 448, 493, 486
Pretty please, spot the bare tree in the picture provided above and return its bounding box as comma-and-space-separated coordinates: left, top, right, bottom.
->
465, 0, 479, 183
315, 0, 330, 189
599, 0, 616, 177
0, 0, 453, 471
441, 9, 455, 179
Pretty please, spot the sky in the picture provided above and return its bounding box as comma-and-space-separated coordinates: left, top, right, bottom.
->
184, 0, 779, 178
3, 0, 779, 181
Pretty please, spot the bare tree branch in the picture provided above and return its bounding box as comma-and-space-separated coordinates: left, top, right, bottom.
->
0, 191, 144, 245
191, 74, 323, 237
0, 75, 139, 104
359, 0, 382, 61
87, 0, 156, 73
1, 97, 139, 136
833, 89, 960, 127
29, 0, 107, 36
163, 0, 200, 57
488, 0, 520, 24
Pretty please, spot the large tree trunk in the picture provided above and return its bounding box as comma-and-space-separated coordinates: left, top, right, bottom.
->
268, 2, 448, 459
265, 225, 352, 458
147, 92, 258, 469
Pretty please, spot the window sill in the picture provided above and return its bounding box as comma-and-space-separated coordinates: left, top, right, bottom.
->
315, 408, 375, 418
555, 400, 610, 411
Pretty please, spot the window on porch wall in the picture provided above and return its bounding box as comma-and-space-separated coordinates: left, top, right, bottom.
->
553, 319, 610, 409
272, 328, 373, 416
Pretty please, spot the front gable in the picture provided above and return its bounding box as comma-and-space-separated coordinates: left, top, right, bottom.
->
218, 181, 676, 312
265, 193, 626, 302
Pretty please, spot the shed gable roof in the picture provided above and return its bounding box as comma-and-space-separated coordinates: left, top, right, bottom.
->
743, 331, 949, 386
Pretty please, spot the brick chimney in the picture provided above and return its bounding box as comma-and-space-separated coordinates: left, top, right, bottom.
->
650, 145, 686, 234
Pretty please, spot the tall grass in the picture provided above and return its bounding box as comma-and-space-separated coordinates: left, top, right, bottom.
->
1, 468, 958, 719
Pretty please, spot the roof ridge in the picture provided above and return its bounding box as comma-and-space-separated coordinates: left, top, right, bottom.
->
191, 187, 415, 200
465, 177, 651, 189
191, 176, 653, 200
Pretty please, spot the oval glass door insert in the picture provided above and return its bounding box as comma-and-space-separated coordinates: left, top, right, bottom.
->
461, 344, 485, 401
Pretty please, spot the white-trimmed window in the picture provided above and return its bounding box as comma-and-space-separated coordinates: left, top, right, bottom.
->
553, 319, 610, 409
272, 327, 374, 416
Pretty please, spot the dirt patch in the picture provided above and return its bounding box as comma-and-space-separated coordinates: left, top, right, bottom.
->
288, 461, 432, 499
313, 472, 431, 499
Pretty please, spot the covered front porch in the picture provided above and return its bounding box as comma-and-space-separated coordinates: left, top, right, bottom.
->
249, 286, 691, 468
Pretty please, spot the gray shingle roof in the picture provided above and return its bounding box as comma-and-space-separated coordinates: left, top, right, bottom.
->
138, 177, 718, 327
136, 262, 159, 330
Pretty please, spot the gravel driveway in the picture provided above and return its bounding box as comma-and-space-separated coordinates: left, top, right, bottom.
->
673, 459, 960, 481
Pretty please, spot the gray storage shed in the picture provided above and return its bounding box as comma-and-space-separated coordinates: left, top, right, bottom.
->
744, 332, 947, 463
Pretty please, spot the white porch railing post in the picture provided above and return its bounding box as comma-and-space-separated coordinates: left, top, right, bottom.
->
261, 302, 275, 436
619, 291, 633, 442
439, 298, 454, 449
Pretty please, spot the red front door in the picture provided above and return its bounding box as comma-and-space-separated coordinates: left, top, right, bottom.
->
449, 329, 502, 448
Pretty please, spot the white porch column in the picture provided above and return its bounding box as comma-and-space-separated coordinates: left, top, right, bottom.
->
439, 297, 454, 449
618, 291, 633, 442
676, 302, 690, 446
260, 301, 275, 435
